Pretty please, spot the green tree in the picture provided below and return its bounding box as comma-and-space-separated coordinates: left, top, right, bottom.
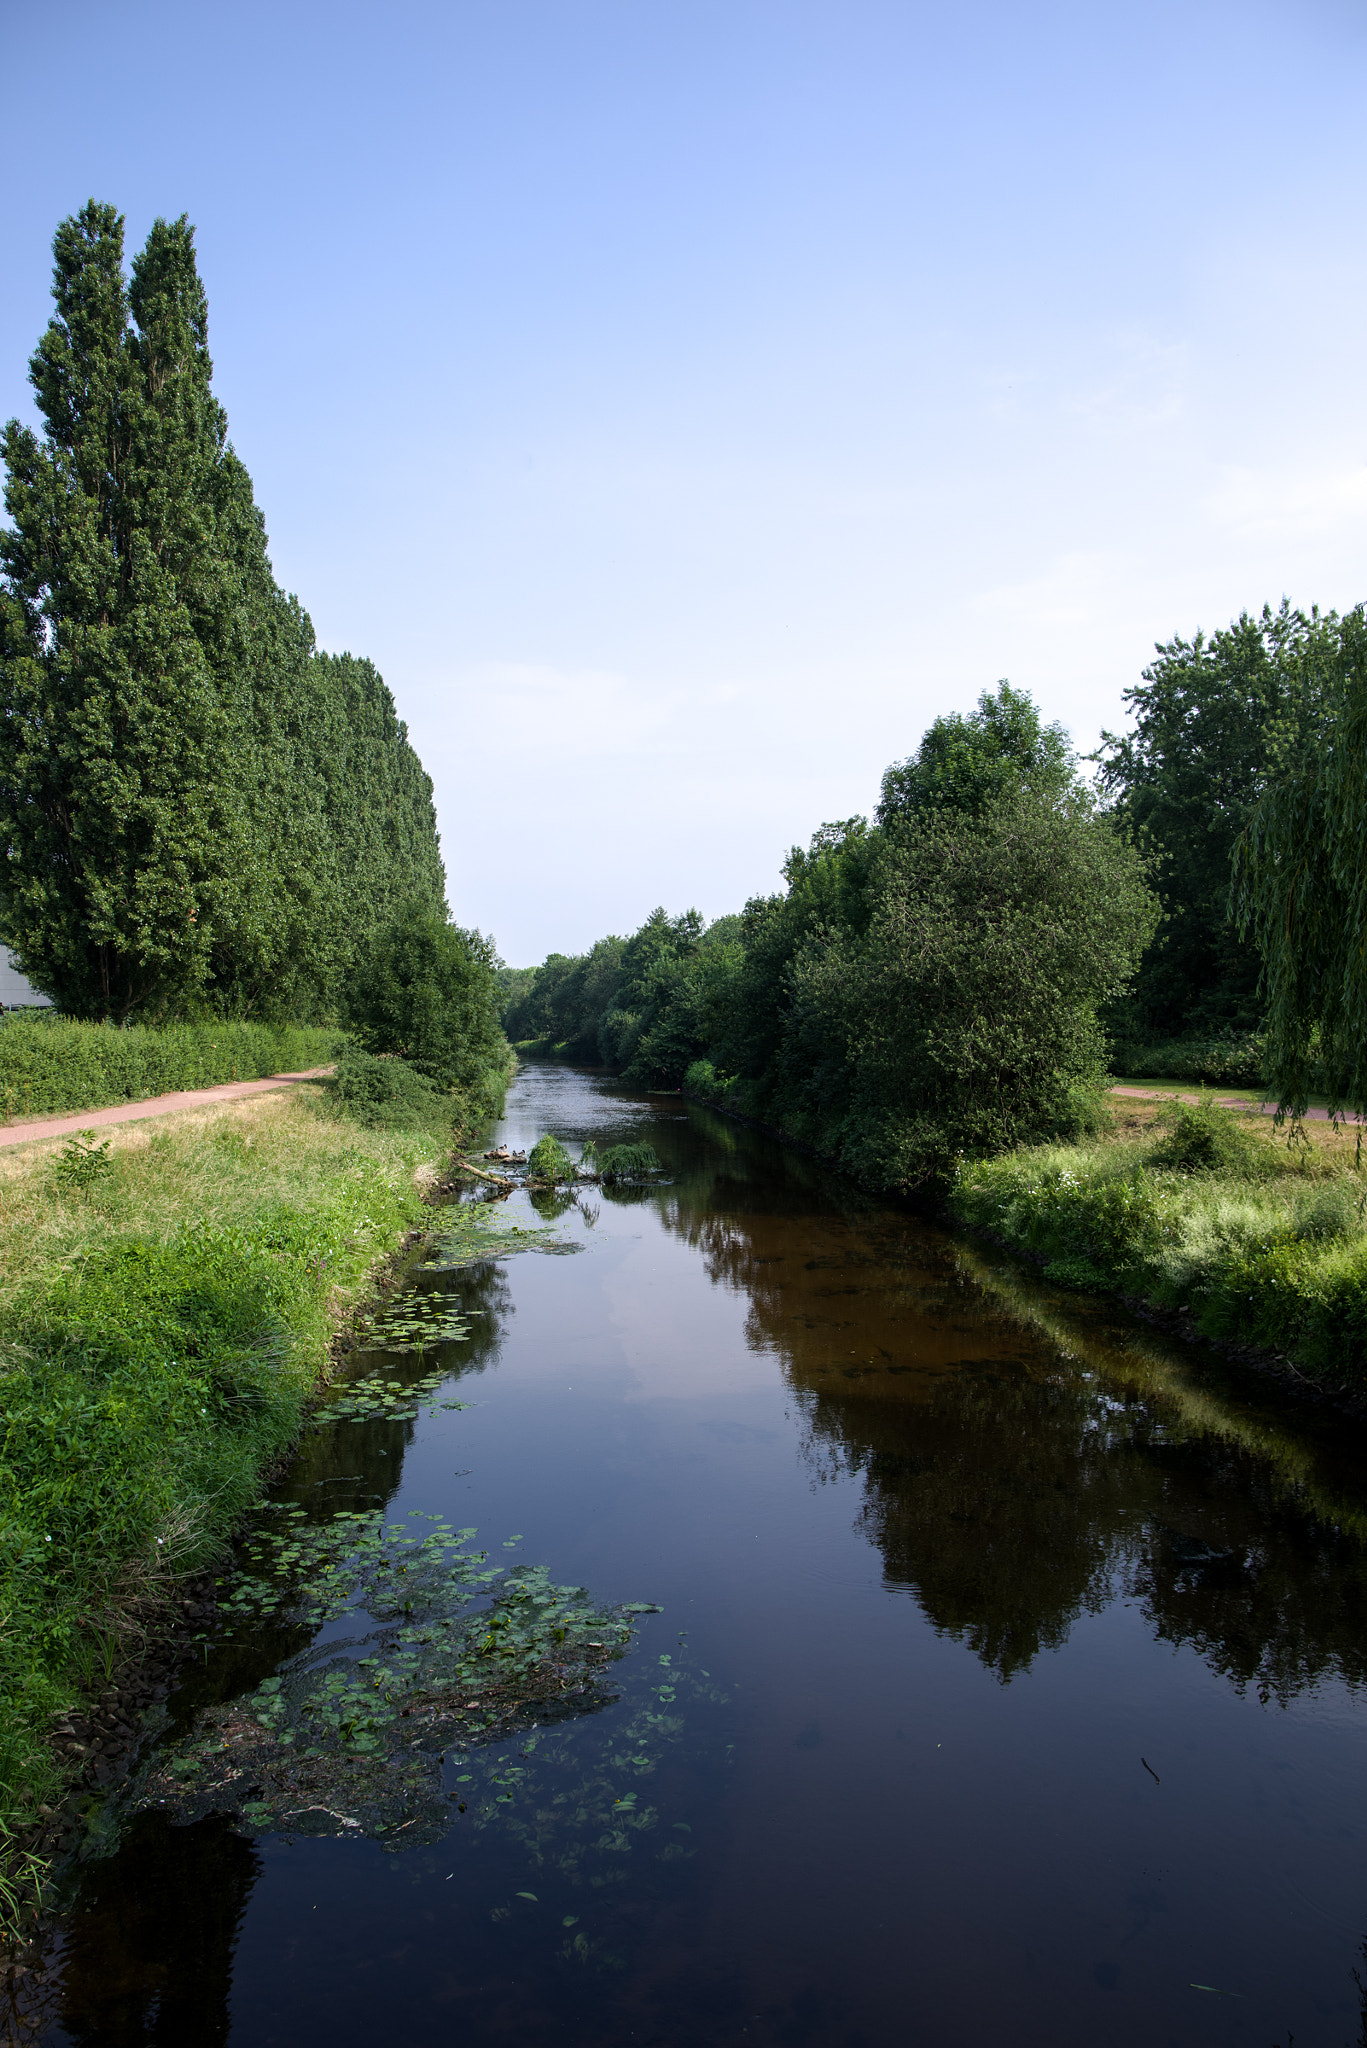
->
877, 682, 1074, 825
1095, 603, 1339, 1038
1232, 608, 1367, 1119
1, 203, 448, 1022
789, 793, 1158, 1187
0, 203, 252, 1017
347, 900, 507, 1101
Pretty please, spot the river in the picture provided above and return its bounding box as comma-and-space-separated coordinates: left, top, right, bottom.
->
31, 1061, 1367, 2046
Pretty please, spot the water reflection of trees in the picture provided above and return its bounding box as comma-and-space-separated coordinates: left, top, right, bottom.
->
656, 1109, 1367, 1701
56, 1814, 257, 2045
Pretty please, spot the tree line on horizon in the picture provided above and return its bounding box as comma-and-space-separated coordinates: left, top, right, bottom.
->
0, 202, 449, 1023
507, 604, 1367, 1183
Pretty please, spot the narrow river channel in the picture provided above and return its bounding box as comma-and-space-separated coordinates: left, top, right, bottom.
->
34, 1061, 1367, 2046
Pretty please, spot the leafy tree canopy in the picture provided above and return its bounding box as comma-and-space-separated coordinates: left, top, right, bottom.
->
876, 682, 1074, 826
345, 900, 505, 1101
1, 202, 445, 1021
1094, 603, 1339, 1039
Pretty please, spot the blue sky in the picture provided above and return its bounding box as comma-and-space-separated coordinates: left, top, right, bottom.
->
5, 0, 1366, 963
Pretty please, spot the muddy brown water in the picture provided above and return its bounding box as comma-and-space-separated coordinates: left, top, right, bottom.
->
31, 1062, 1367, 2046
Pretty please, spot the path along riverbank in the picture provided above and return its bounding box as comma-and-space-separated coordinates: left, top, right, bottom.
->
0, 1067, 335, 1150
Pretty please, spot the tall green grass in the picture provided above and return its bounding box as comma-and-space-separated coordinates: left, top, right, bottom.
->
950, 1099, 1367, 1381
0, 1087, 452, 1904
0, 1016, 343, 1122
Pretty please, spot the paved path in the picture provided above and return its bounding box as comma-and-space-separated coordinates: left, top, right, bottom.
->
1109, 1084, 1343, 1123
0, 1068, 333, 1150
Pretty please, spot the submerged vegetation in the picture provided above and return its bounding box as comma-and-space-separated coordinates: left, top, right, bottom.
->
950, 1097, 1367, 1380
139, 1506, 659, 1846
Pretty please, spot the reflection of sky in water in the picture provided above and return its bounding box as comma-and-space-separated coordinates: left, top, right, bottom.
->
40, 1061, 1367, 2048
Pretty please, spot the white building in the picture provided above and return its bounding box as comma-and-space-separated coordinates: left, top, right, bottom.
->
0, 946, 52, 1008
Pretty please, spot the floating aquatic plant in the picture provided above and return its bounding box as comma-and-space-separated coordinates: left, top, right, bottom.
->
315, 1369, 473, 1426
420, 1207, 579, 1270
138, 1509, 661, 1846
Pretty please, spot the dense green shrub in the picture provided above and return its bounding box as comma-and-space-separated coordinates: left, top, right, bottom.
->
324, 1047, 452, 1133
346, 901, 508, 1108
526, 1135, 576, 1184
780, 794, 1156, 1188
582, 1141, 664, 1184
0, 1016, 341, 1122
1147, 1097, 1273, 1176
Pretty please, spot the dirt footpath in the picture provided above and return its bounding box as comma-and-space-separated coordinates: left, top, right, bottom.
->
0, 1068, 333, 1150
1108, 1085, 1344, 1123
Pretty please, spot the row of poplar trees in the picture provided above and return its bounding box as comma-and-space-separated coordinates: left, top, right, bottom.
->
0, 202, 446, 1022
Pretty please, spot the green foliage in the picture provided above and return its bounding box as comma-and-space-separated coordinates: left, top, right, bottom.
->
1233, 608, 1367, 1122
951, 1124, 1367, 1378
1096, 602, 1340, 1039
346, 900, 509, 1112
325, 1046, 451, 1133
584, 1141, 664, 1184
517, 689, 1156, 1191
0, 1092, 446, 1856
503, 937, 626, 1055
494, 964, 538, 1019
0, 1015, 339, 1121
1147, 1098, 1271, 1177
0, 203, 445, 1022
504, 910, 740, 1087
526, 1135, 576, 1184
52, 1130, 113, 1198
876, 682, 1075, 824
1108, 1033, 1265, 1089
786, 794, 1157, 1188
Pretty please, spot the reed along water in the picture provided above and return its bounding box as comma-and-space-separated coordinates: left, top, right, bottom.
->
36, 1062, 1367, 2047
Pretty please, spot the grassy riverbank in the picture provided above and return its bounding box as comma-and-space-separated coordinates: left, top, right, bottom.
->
0, 1083, 460, 1905
948, 1098, 1367, 1388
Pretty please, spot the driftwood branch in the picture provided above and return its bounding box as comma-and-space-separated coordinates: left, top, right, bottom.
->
453, 1157, 516, 1187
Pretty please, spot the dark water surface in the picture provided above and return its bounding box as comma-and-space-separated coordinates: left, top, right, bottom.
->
38, 1063, 1367, 2046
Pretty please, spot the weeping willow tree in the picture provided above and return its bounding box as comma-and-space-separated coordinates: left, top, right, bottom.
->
1233, 608, 1367, 1119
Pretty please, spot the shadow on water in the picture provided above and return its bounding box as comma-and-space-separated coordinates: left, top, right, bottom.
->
29, 1063, 1367, 2047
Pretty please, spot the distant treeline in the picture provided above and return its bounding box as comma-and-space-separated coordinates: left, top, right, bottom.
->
508, 686, 1158, 1190
510, 600, 1367, 1179
1, 203, 445, 1022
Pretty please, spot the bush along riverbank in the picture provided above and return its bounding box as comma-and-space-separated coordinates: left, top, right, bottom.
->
948, 1097, 1367, 1390
0, 1069, 498, 1934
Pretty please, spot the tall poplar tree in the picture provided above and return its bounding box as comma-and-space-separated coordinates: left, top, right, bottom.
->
0, 203, 250, 1017
1, 202, 449, 1020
